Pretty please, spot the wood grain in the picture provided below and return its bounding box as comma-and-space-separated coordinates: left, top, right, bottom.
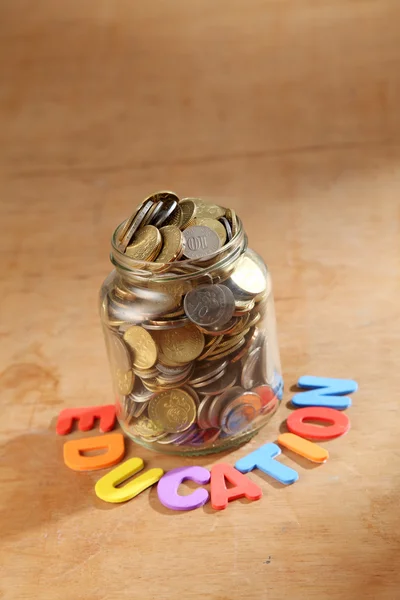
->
1, 2, 399, 599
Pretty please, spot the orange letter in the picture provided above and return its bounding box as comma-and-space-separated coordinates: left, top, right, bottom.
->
210, 463, 262, 511
278, 433, 328, 463
63, 433, 125, 471
56, 405, 116, 435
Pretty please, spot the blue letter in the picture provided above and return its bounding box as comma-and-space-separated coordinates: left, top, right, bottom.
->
291, 376, 358, 410
235, 443, 299, 485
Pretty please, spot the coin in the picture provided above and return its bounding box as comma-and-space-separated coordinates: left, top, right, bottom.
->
194, 218, 227, 246
179, 199, 197, 229
197, 334, 224, 360
191, 367, 225, 389
141, 200, 164, 227
123, 326, 158, 369
131, 414, 165, 438
253, 384, 279, 415
241, 346, 263, 389
207, 387, 239, 428
163, 203, 183, 227
196, 368, 237, 396
148, 389, 196, 433
228, 252, 267, 298
184, 284, 235, 328
190, 358, 229, 385
219, 216, 233, 241
144, 190, 180, 205
142, 315, 188, 330
155, 225, 183, 263
115, 368, 134, 395
193, 200, 226, 220
129, 378, 155, 402
125, 225, 162, 261
225, 208, 238, 237
152, 199, 179, 228
219, 389, 262, 434
182, 226, 221, 259
156, 323, 205, 364
119, 199, 154, 251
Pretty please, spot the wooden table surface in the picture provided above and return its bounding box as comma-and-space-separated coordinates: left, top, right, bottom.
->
1, 2, 399, 599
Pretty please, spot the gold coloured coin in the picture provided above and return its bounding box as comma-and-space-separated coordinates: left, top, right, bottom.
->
155, 226, 184, 263
144, 190, 180, 204
131, 414, 165, 438
225, 208, 238, 237
115, 368, 134, 395
179, 199, 197, 229
207, 336, 246, 360
148, 389, 196, 433
123, 326, 158, 369
194, 200, 226, 220
194, 218, 227, 246
156, 323, 205, 364
126, 225, 162, 261
163, 204, 183, 227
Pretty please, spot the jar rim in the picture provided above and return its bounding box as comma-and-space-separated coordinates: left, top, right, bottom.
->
110, 217, 246, 282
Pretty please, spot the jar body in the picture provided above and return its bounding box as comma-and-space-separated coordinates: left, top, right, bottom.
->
99, 247, 283, 455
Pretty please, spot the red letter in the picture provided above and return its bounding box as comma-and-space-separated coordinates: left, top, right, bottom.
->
56, 405, 116, 435
286, 407, 350, 441
63, 433, 125, 471
210, 463, 262, 511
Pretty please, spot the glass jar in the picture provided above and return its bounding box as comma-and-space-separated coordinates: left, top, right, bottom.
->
99, 202, 283, 456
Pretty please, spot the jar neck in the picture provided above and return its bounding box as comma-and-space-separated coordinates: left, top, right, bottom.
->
110, 218, 248, 286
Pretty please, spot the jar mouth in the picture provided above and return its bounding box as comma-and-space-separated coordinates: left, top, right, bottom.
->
110, 217, 246, 282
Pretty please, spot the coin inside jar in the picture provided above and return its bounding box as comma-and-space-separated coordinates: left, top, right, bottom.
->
194, 217, 227, 246
155, 226, 184, 264
182, 226, 221, 259
219, 390, 262, 434
156, 323, 205, 365
148, 388, 196, 433
123, 326, 158, 369
184, 284, 235, 328
228, 253, 267, 299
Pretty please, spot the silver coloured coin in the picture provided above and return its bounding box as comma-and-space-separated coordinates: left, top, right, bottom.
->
182, 226, 221, 259
196, 368, 237, 396
191, 368, 225, 389
241, 346, 263, 390
184, 284, 235, 328
189, 358, 229, 385
141, 200, 164, 227
197, 395, 215, 429
152, 199, 179, 228
219, 391, 262, 434
119, 199, 154, 251
219, 216, 232, 241
142, 316, 189, 330
207, 387, 241, 428
129, 379, 155, 402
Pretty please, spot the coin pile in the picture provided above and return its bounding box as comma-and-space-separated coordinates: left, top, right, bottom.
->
103, 191, 282, 452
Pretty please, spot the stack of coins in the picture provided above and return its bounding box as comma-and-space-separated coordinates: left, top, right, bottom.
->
103, 191, 283, 453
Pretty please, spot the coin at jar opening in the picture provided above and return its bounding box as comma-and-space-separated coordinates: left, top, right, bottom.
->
179, 198, 198, 229
148, 388, 197, 433
196, 368, 237, 396
253, 384, 279, 415
123, 326, 158, 370
156, 323, 205, 365
144, 190, 180, 205
182, 226, 221, 260
219, 390, 262, 434
227, 253, 267, 299
155, 225, 184, 264
194, 217, 227, 246
189, 358, 229, 385
118, 199, 154, 251
125, 225, 162, 261
152, 198, 179, 228
207, 386, 240, 428
141, 200, 164, 227
163, 203, 183, 227
184, 284, 235, 328
241, 346, 263, 390
218, 216, 233, 242
225, 208, 238, 237
192, 200, 226, 220
196, 394, 215, 429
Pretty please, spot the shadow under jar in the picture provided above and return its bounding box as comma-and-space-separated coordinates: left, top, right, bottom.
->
99, 193, 283, 456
